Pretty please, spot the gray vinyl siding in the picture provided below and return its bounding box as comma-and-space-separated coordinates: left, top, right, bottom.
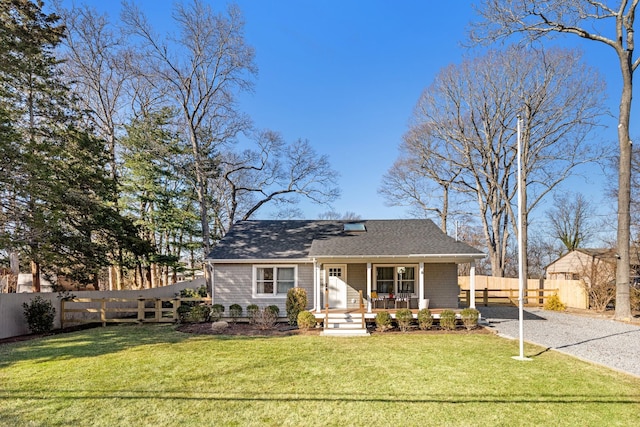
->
213, 262, 314, 314
424, 263, 459, 308
346, 263, 367, 309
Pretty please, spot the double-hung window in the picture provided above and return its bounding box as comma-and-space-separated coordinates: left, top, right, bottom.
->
376, 267, 395, 294
397, 266, 415, 293
254, 266, 296, 297
375, 265, 416, 294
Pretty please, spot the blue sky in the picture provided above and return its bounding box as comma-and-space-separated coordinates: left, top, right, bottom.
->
58, 1, 637, 237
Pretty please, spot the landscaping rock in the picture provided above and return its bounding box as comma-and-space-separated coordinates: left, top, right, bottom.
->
211, 321, 229, 332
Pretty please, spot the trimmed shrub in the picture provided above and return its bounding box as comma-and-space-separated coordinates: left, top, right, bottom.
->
247, 304, 259, 324
229, 304, 242, 323
395, 308, 414, 332
267, 305, 280, 317
254, 307, 278, 330
297, 311, 317, 330
460, 308, 479, 330
439, 309, 457, 331
212, 304, 224, 314
375, 311, 393, 332
417, 308, 433, 330
178, 304, 211, 323
208, 305, 221, 322
286, 287, 308, 326
544, 294, 566, 311
190, 305, 211, 323
22, 296, 56, 334
177, 304, 192, 322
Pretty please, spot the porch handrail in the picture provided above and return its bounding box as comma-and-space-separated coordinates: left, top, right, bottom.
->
324, 285, 329, 330
358, 290, 365, 329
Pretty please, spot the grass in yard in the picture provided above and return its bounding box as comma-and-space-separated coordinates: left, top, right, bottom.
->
0, 324, 639, 426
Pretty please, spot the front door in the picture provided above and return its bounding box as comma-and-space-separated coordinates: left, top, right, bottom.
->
325, 265, 347, 309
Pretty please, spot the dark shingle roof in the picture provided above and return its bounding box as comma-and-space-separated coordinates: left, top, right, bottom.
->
207, 219, 484, 261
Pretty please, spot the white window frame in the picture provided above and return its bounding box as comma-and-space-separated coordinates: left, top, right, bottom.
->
252, 265, 298, 298
373, 264, 418, 296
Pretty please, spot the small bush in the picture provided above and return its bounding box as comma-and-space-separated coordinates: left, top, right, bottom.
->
212, 304, 224, 313
247, 304, 259, 324
190, 305, 211, 323
208, 305, 221, 322
439, 310, 457, 330
229, 304, 242, 323
22, 296, 56, 334
460, 308, 479, 330
417, 308, 433, 330
177, 304, 192, 322
631, 287, 640, 311
177, 304, 211, 323
267, 305, 280, 317
544, 293, 566, 311
286, 287, 308, 326
375, 311, 393, 332
297, 311, 317, 330
395, 308, 414, 332
253, 307, 278, 330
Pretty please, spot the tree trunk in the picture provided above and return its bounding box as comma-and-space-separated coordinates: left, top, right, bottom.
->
30, 260, 40, 292
614, 51, 633, 321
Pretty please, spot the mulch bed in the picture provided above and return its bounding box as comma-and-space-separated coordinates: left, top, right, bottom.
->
175, 321, 493, 337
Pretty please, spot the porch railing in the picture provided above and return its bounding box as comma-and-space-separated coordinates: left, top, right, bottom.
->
359, 290, 365, 329
324, 286, 329, 330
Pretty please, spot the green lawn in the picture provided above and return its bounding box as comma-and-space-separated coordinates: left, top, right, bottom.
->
0, 324, 638, 426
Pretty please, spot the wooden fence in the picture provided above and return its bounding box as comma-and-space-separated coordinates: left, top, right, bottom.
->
60, 297, 211, 328
458, 287, 558, 307
459, 276, 588, 309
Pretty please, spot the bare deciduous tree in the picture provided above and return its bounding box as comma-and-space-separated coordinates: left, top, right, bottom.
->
122, 0, 257, 290
379, 126, 464, 233
471, 0, 638, 325
406, 46, 605, 277
215, 130, 340, 233
546, 192, 596, 252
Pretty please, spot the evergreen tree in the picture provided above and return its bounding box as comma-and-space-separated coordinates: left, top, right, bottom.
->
0, 0, 149, 290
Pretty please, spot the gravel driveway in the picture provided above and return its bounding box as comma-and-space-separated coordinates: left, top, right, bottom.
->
478, 306, 640, 378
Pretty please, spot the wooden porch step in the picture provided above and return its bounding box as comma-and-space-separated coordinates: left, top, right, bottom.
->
320, 312, 370, 336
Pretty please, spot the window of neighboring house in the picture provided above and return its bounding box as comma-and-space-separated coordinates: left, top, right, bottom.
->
376, 267, 394, 294
254, 266, 296, 297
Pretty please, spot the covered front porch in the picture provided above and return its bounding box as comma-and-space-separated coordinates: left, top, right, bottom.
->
310, 257, 482, 314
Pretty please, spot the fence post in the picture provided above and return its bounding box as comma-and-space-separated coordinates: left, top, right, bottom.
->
137, 297, 145, 323
172, 298, 179, 322
465, 290, 470, 307
100, 299, 106, 327
60, 299, 66, 329
483, 288, 488, 306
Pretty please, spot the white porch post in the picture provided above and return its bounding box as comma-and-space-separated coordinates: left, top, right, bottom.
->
314, 260, 321, 312
367, 262, 372, 312
469, 260, 476, 309
419, 262, 425, 303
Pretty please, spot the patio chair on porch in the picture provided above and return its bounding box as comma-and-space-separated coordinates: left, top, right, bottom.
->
395, 293, 410, 309
370, 291, 384, 309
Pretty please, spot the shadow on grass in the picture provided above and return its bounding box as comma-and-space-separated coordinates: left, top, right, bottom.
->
1, 389, 638, 405
0, 324, 192, 368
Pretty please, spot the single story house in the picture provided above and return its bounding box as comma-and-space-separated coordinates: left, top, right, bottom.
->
546, 248, 640, 284
206, 219, 485, 315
